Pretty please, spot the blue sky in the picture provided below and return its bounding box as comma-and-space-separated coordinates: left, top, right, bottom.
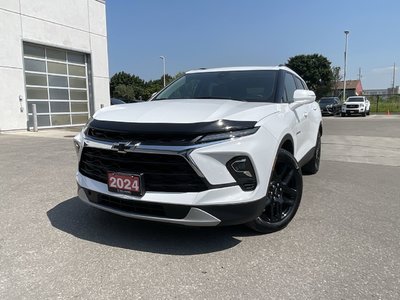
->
107, 0, 400, 89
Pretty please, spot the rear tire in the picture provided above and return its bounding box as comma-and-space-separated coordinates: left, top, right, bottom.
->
247, 149, 303, 233
302, 131, 321, 175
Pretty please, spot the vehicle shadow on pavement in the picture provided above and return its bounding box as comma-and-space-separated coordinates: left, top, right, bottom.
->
47, 197, 257, 255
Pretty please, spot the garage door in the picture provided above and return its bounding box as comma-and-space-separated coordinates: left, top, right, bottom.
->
23, 43, 90, 128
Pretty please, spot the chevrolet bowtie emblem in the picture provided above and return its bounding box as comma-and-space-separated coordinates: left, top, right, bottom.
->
111, 141, 140, 153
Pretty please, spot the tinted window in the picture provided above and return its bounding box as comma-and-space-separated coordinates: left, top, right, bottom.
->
155, 70, 278, 103
347, 97, 364, 102
284, 73, 297, 102
294, 76, 305, 90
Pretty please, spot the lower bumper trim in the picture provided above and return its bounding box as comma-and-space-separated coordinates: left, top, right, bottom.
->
78, 186, 267, 227
78, 187, 221, 226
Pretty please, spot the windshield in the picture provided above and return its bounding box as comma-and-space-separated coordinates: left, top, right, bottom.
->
319, 98, 335, 104
347, 97, 364, 102
154, 70, 278, 102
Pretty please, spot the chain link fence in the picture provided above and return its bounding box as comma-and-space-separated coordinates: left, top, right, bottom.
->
366, 94, 400, 113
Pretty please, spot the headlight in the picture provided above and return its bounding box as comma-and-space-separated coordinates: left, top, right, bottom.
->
198, 127, 259, 143
326, 104, 332, 108
360, 103, 364, 107
73, 133, 83, 155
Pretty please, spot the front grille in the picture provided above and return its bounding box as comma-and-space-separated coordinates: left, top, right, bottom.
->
84, 189, 190, 219
79, 147, 208, 193
87, 127, 198, 145
346, 104, 359, 108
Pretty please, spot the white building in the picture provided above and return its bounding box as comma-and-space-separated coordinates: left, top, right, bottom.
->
0, 0, 110, 131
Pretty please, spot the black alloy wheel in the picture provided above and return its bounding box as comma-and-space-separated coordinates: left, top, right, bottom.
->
247, 149, 303, 233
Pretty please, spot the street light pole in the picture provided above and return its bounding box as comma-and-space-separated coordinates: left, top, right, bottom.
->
160, 56, 166, 87
343, 30, 350, 102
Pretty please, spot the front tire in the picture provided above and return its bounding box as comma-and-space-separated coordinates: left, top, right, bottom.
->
247, 149, 303, 233
341, 113, 345, 117
302, 131, 321, 175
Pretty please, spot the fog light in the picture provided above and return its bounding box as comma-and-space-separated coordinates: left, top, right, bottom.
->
226, 156, 257, 191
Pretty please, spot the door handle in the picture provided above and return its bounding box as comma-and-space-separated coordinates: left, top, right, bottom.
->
313, 106, 317, 111
303, 112, 308, 118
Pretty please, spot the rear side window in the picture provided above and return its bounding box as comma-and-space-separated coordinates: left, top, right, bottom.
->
284, 73, 297, 102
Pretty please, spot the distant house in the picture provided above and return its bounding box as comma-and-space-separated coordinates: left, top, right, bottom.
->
333, 80, 363, 98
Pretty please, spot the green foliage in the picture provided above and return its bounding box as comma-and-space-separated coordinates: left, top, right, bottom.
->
286, 54, 334, 98
110, 72, 179, 101
368, 95, 400, 113
113, 84, 136, 102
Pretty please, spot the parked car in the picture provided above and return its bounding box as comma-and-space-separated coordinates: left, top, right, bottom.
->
341, 96, 370, 117
110, 98, 126, 105
318, 97, 341, 116
74, 66, 322, 233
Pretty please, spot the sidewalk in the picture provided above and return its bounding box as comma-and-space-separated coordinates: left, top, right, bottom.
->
1, 127, 82, 139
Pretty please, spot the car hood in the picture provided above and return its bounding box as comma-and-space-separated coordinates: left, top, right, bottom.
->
93, 99, 279, 123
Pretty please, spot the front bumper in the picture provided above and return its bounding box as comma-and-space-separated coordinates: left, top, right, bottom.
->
78, 185, 267, 226
320, 106, 335, 115
342, 106, 365, 114
75, 126, 277, 226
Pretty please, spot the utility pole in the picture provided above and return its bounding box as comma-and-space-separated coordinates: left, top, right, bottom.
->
358, 67, 362, 81
160, 56, 166, 87
392, 62, 396, 95
343, 30, 350, 102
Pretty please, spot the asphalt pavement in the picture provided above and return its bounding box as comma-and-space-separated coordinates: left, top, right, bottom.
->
0, 115, 399, 299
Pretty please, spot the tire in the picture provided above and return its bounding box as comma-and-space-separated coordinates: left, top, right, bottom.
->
367, 109, 370, 115
302, 131, 321, 175
247, 149, 303, 233
362, 111, 366, 117
341, 113, 345, 117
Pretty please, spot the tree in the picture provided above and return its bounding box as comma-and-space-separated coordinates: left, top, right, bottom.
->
331, 66, 341, 97
110, 71, 146, 101
113, 84, 136, 102
110, 71, 132, 96
110, 72, 183, 100
286, 54, 334, 98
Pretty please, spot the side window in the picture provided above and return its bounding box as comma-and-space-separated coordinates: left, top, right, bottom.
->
294, 76, 305, 90
284, 73, 297, 102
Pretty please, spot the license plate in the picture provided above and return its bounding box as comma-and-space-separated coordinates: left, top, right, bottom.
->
107, 172, 144, 196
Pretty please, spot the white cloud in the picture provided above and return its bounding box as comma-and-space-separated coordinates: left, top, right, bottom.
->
371, 66, 397, 74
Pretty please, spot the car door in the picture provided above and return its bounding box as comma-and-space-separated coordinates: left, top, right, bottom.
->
285, 72, 309, 159
294, 75, 319, 153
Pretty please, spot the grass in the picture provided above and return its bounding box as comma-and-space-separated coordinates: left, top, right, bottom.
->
368, 95, 400, 113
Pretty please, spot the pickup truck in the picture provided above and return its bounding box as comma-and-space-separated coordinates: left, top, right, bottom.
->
341, 96, 370, 117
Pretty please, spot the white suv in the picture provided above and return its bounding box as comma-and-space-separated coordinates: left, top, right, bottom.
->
74, 66, 322, 233
341, 96, 370, 117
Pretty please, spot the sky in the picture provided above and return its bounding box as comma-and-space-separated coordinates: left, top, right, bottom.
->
106, 0, 400, 89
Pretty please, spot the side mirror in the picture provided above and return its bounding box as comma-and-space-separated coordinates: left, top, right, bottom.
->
293, 89, 316, 103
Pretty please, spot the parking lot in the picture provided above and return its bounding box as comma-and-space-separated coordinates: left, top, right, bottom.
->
1, 115, 399, 299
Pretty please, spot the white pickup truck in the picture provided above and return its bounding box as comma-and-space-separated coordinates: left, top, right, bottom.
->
341, 96, 370, 117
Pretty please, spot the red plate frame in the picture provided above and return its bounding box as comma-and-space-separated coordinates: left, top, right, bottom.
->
107, 172, 144, 196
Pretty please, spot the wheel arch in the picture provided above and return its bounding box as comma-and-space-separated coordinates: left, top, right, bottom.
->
279, 134, 294, 155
